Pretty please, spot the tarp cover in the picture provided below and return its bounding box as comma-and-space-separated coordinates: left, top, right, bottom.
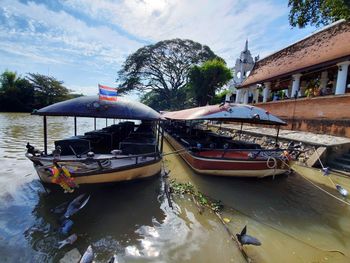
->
163, 103, 286, 125
33, 95, 162, 120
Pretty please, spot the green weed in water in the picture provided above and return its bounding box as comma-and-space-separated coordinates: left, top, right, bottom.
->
169, 180, 223, 213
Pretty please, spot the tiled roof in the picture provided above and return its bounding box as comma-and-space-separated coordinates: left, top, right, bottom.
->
240, 20, 350, 88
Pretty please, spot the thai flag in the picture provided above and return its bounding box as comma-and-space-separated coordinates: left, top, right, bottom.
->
98, 84, 118, 101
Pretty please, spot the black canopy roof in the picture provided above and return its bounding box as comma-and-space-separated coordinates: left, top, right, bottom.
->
33, 96, 162, 120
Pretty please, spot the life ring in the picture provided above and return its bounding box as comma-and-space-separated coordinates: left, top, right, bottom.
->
266, 156, 277, 169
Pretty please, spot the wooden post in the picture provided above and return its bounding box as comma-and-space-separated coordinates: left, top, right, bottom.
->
43, 116, 47, 155
74, 116, 77, 136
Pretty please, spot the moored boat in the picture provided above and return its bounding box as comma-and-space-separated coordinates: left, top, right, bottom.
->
26, 96, 164, 192
163, 103, 292, 178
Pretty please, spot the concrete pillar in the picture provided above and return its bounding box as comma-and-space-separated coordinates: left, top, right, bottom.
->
243, 88, 249, 104
235, 89, 241, 103
263, 82, 271, 103
253, 86, 259, 103
320, 71, 328, 93
291, 73, 302, 98
335, 61, 350, 95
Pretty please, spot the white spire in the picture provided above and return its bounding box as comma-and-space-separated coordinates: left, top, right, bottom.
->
244, 39, 248, 52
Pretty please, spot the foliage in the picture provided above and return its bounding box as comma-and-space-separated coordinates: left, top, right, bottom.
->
169, 180, 223, 212
0, 70, 77, 112
27, 73, 71, 107
212, 89, 232, 105
117, 39, 220, 110
188, 59, 232, 106
288, 0, 350, 28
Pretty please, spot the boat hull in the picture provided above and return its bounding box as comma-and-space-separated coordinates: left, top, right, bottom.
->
165, 132, 289, 178
33, 159, 161, 185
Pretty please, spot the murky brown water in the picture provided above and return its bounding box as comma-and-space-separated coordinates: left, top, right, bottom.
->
0, 112, 350, 262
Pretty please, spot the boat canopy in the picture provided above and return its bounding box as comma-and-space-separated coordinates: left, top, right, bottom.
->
33, 95, 162, 120
163, 103, 286, 125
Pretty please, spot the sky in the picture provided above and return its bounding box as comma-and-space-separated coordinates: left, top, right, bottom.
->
0, 0, 316, 99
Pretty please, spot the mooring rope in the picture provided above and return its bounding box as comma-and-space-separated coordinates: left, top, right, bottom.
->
279, 159, 350, 207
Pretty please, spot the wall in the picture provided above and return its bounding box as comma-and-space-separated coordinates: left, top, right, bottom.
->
254, 94, 350, 138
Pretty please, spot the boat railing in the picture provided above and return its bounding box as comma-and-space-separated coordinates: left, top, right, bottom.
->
26, 151, 161, 166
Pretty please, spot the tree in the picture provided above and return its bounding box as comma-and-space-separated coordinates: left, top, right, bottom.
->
27, 73, 71, 107
0, 70, 34, 112
117, 39, 221, 110
187, 59, 232, 106
288, 0, 350, 28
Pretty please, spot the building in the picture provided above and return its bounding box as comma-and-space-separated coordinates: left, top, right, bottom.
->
237, 20, 350, 137
225, 40, 255, 103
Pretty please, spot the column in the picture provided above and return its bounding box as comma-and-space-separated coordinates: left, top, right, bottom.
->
319, 71, 328, 93
263, 82, 271, 103
252, 85, 259, 103
335, 61, 350, 95
235, 89, 241, 103
243, 88, 249, 104
291, 73, 302, 99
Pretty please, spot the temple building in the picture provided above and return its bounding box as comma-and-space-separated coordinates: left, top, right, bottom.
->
235, 20, 350, 137
225, 40, 255, 103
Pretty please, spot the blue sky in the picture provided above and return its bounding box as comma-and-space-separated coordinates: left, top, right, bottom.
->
0, 0, 316, 98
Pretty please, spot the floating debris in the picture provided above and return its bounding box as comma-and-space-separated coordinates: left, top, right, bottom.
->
59, 219, 74, 235
64, 194, 90, 219
336, 184, 348, 197
79, 245, 94, 263
58, 233, 78, 249
236, 226, 262, 246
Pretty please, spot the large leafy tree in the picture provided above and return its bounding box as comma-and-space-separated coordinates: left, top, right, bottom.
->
117, 39, 220, 110
188, 59, 232, 106
27, 73, 71, 107
288, 0, 350, 28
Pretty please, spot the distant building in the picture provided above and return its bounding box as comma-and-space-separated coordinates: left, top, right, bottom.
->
225, 40, 255, 103
236, 20, 350, 137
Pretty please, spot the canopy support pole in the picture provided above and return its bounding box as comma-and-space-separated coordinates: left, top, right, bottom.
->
276, 126, 280, 146
160, 124, 164, 153
94, 118, 96, 130
106, 118, 108, 127
43, 116, 47, 155
74, 117, 77, 136
239, 122, 243, 140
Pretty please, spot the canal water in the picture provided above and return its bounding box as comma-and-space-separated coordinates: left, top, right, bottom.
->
0, 112, 350, 262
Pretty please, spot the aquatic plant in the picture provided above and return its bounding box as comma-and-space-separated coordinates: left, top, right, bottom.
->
169, 179, 223, 213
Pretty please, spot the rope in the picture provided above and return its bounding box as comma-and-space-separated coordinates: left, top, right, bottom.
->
280, 159, 350, 207
298, 171, 350, 206
313, 147, 342, 193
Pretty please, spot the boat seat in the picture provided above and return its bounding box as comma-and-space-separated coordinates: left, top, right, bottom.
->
119, 137, 156, 154
55, 138, 91, 156
84, 131, 114, 153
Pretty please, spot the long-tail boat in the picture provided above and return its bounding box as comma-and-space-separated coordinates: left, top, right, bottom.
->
25, 96, 164, 192
163, 103, 292, 178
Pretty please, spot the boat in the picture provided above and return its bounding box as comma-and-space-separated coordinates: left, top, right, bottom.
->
162, 103, 291, 178
26, 96, 164, 192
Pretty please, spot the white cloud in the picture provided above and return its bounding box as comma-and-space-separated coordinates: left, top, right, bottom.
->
0, 0, 142, 66
60, 0, 287, 65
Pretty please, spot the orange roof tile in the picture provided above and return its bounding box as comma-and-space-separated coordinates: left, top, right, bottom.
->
240, 20, 350, 88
